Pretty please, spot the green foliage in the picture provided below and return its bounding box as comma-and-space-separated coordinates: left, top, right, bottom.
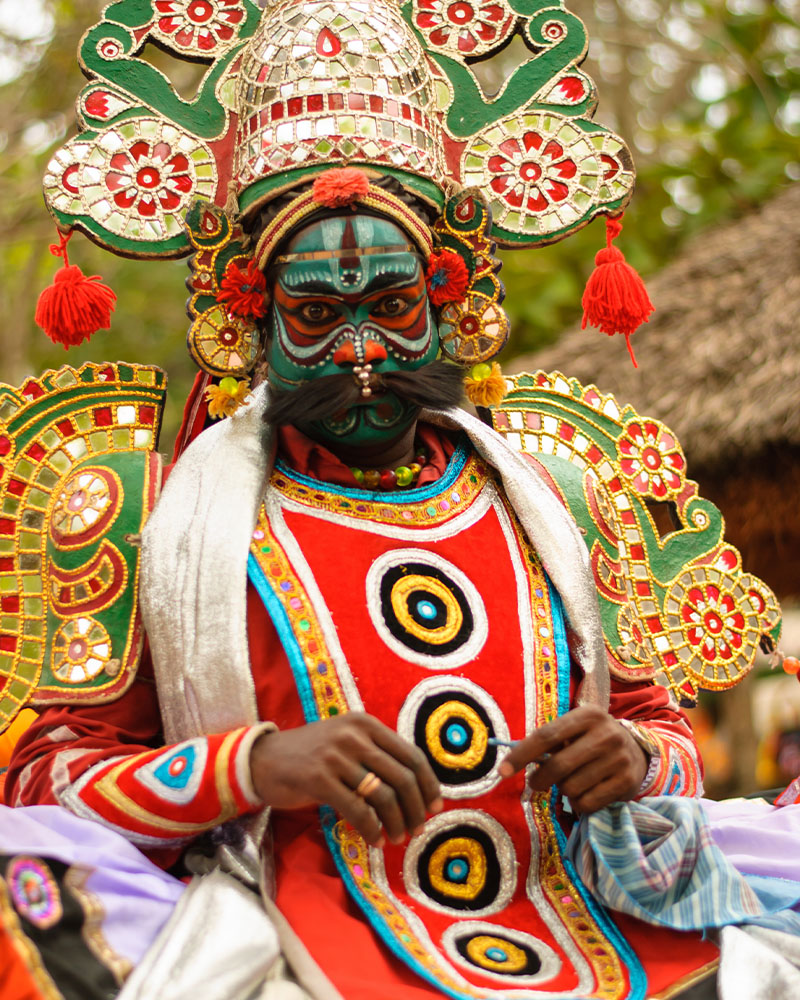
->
500, 0, 800, 356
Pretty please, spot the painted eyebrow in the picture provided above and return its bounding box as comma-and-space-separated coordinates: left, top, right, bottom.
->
279, 267, 421, 298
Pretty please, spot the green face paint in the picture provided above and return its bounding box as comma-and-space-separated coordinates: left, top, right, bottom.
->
267, 214, 439, 449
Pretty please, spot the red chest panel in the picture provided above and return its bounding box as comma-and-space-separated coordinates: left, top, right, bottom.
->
249, 452, 638, 999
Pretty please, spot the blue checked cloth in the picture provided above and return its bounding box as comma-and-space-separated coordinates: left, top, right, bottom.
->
566, 796, 800, 934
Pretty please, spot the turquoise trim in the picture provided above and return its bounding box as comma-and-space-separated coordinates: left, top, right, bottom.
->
546, 579, 571, 720
247, 552, 319, 723
273, 437, 470, 504
320, 809, 481, 1000
546, 575, 648, 1000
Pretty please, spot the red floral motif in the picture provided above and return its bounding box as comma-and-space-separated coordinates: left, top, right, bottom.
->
154, 0, 245, 51
617, 420, 685, 498
312, 167, 370, 207
680, 582, 746, 663
487, 131, 578, 214
217, 259, 268, 319
414, 0, 515, 56
104, 140, 193, 218
425, 250, 470, 306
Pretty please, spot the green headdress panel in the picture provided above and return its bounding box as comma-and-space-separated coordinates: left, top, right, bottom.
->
43, 0, 634, 259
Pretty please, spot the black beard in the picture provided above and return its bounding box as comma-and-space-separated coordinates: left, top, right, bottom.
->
263, 358, 464, 428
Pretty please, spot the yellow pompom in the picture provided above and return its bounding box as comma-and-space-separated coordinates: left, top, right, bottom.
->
205, 377, 251, 419
464, 362, 506, 407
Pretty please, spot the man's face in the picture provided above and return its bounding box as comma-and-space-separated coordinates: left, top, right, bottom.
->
267, 214, 439, 449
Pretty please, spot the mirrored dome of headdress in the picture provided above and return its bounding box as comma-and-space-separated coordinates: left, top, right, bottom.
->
234, 0, 445, 210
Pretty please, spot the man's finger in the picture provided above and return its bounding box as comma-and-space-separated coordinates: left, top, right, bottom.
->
497, 719, 579, 776
359, 752, 428, 840
323, 775, 385, 846
365, 717, 443, 812
498, 706, 609, 777
526, 735, 607, 792
343, 760, 407, 842
544, 756, 616, 800
570, 776, 626, 816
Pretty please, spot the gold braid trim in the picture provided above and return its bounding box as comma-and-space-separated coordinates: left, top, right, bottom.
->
63, 866, 133, 986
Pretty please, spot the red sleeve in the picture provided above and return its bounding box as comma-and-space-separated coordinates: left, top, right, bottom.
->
6, 653, 163, 809
6, 651, 269, 853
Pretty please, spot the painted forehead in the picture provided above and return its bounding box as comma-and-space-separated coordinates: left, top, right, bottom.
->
276, 215, 422, 295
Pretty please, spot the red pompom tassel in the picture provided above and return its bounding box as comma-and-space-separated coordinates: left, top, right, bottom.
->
312, 167, 370, 208
581, 216, 654, 368
34, 231, 116, 348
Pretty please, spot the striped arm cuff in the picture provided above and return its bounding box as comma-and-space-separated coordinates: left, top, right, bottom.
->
59, 723, 276, 848
624, 721, 704, 799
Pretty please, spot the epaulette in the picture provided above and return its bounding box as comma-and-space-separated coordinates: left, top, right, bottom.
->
0, 362, 165, 733
490, 371, 781, 707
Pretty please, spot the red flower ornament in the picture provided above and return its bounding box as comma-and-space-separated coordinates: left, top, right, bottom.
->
425, 250, 469, 306
217, 259, 268, 319
312, 167, 370, 208
618, 420, 685, 499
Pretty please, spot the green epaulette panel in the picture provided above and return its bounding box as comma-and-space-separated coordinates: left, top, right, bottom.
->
490, 371, 781, 706
0, 363, 166, 733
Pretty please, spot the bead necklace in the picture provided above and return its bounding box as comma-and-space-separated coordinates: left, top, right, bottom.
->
350, 445, 428, 490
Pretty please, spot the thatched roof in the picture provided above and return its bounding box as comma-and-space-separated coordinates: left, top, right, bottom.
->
510, 182, 800, 470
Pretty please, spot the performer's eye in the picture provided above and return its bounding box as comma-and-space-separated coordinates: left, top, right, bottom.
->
374, 295, 408, 317
300, 302, 336, 323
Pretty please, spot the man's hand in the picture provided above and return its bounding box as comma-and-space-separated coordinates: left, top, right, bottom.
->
250, 713, 443, 847
498, 705, 648, 814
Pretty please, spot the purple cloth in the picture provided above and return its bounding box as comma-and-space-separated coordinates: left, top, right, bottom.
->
702, 797, 800, 883
0, 804, 185, 966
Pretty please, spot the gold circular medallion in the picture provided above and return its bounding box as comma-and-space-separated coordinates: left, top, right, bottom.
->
424, 700, 488, 769
428, 836, 487, 901
390, 574, 463, 646
465, 934, 528, 973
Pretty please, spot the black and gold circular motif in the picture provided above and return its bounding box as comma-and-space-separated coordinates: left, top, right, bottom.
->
416, 825, 500, 911
456, 931, 542, 977
380, 562, 474, 657
414, 689, 497, 785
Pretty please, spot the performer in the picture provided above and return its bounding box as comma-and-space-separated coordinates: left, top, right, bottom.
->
6, 196, 709, 997
1, 1, 796, 998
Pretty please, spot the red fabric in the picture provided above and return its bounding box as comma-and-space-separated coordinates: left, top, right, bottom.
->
0, 917, 48, 1000
75, 727, 259, 842
611, 913, 718, 995
172, 371, 211, 462
6, 651, 162, 809
7, 422, 708, 997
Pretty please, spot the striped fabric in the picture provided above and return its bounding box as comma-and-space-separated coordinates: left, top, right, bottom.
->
566, 796, 799, 931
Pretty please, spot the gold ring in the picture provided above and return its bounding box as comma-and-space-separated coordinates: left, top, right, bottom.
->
355, 771, 382, 798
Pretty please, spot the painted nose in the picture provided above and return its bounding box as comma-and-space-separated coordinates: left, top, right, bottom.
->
363, 339, 388, 365
332, 339, 358, 366
332, 338, 388, 366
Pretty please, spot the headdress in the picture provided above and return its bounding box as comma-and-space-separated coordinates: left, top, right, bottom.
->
39, 0, 649, 400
